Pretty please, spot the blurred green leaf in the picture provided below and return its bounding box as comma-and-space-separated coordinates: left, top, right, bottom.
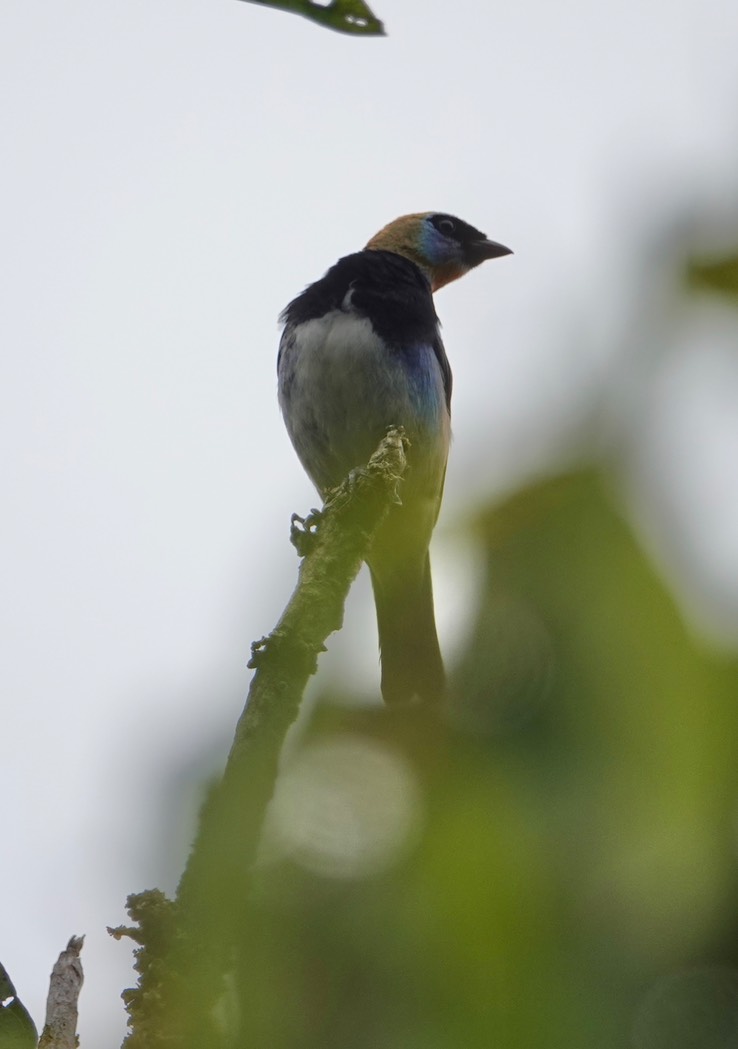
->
686, 253, 738, 301
0, 963, 38, 1049
243, 0, 385, 36
121, 469, 738, 1048
219, 469, 738, 1049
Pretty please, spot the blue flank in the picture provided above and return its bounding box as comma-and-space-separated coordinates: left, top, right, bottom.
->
401, 342, 446, 431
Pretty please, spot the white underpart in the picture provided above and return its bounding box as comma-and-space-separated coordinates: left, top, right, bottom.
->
278, 307, 451, 586
280, 309, 449, 499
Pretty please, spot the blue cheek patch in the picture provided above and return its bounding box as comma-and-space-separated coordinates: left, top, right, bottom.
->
418, 223, 458, 267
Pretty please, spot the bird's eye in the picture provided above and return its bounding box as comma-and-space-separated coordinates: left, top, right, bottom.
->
436, 217, 456, 237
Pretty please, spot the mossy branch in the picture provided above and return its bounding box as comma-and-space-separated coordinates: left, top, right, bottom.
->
177, 425, 407, 921
115, 427, 408, 1046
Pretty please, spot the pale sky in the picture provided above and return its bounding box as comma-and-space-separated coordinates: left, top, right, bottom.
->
3, 0, 738, 1042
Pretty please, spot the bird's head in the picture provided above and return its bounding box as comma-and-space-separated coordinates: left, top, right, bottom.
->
365, 212, 512, 292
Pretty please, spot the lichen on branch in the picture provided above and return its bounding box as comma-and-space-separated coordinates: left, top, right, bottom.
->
113, 427, 408, 1047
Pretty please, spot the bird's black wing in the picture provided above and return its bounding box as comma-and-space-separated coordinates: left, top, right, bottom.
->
279, 248, 452, 415
279, 248, 441, 352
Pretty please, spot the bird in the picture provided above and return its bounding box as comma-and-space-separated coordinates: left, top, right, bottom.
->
277, 212, 511, 704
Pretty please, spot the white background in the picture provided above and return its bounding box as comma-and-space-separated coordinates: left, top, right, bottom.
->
3, 0, 738, 1043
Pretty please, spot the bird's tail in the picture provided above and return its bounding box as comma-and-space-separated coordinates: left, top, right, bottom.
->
369, 552, 446, 705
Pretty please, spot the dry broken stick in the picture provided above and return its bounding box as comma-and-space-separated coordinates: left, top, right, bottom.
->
37, 937, 84, 1049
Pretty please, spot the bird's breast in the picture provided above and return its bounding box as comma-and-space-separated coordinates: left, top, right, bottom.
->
278, 309, 449, 495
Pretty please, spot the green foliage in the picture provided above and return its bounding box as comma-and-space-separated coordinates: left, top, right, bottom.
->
220, 471, 738, 1048
686, 254, 738, 302
243, 0, 384, 36
0, 963, 38, 1049
119, 469, 738, 1047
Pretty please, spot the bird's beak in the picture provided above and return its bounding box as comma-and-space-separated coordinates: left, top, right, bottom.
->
476, 237, 513, 260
